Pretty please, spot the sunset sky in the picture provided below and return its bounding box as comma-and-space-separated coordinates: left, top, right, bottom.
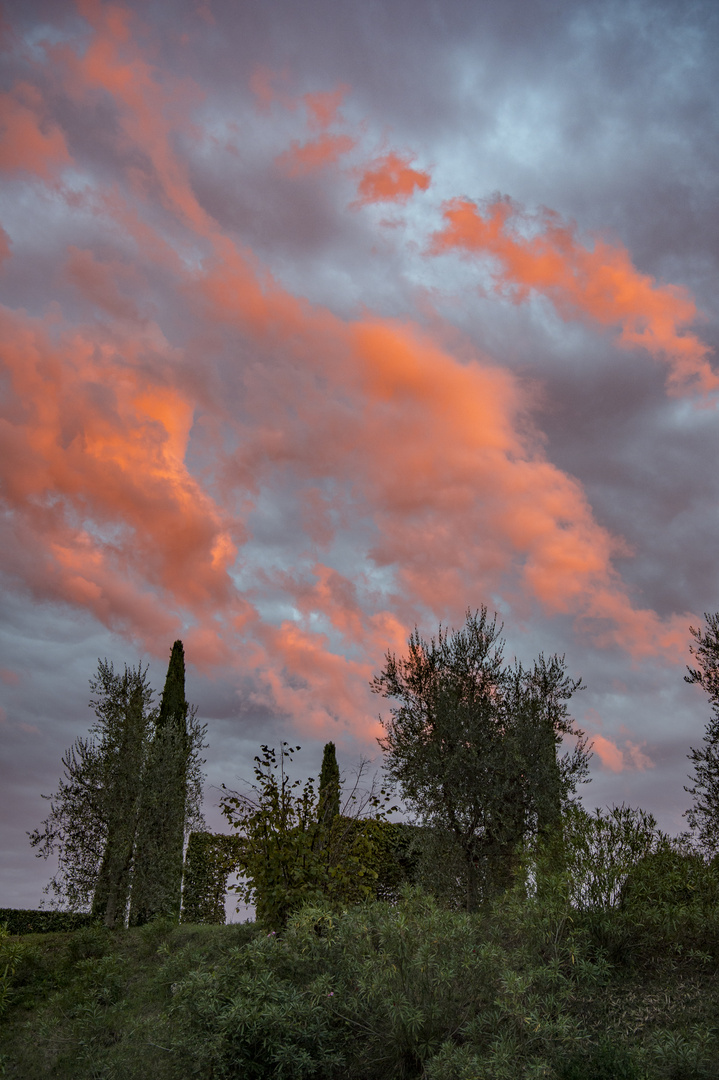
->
2, 0, 719, 914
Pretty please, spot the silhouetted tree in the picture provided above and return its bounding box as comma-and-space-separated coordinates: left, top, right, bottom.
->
28, 661, 155, 918
91, 670, 153, 927
684, 613, 719, 854
318, 741, 341, 829
373, 608, 591, 911
129, 641, 196, 926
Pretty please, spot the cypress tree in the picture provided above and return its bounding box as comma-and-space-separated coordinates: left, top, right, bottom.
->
318, 742, 341, 829
129, 641, 189, 926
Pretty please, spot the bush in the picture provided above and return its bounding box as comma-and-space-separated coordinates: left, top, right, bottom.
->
555, 1039, 645, 1079
0, 908, 101, 935
170, 888, 499, 1078
619, 847, 719, 960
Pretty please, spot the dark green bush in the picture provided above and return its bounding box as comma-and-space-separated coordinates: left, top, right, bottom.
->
555, 1039, 644, 1079
619, 848, 719, 960
0, 909, 101, 935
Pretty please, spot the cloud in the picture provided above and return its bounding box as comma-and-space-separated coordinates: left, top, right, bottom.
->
277, 132, 357, 177
429, 196, 717, 396
303, 86, 350, 130
0, 0, 706, 742
64, 247, 143, 322
353, 151, 431, 206
590, 733, 625, 772
0, 304, 244, 656
0, 82, 71, 178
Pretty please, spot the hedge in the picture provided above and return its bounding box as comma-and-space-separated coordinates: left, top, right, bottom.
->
0, 909, 102, 935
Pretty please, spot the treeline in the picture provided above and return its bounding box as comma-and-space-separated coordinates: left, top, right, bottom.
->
25, 608, 719, 933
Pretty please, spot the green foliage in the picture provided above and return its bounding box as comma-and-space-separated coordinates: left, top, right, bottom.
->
180, 831, 245, 924
553, 802, 668, 910
91, 670, 149, 927
130, 641, 196, 927
555, 1039, 645, 1080
27, 660, 155, 915
170, 889, 495, 1079
373, 608, 590, 911
685, 612, 719, 855
619, 845, 719, 960
3, 883, 719, 1080
219, 744, 396, 930
27, 651, 207, 928
0, 922, 29, 1019
0, 909, 101, 935
318, 741, 341, 828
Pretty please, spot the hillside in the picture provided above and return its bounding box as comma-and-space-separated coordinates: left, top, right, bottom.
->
2, 884, 718, 1080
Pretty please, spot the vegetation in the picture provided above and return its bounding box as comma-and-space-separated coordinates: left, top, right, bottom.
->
27, 643, 207, 928
218, 743, 399, 930
2, 846, 719, 1079
373, 609, 591, 910
7, 609, 719, 1076
685, 612, 719, 854
129, 641, 197, 926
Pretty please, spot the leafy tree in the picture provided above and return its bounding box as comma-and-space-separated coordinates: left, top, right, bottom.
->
129, 640, 203, 926
28, 650, 207, 924
90, 668, 153, 928
684, 612, 719, 854
219, 744, 397, 930
372, 607, 591, 911
28, 661, 155, 917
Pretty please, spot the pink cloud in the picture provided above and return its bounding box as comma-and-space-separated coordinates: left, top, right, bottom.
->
277, 132, 357, 177
303, 85, 350, 130
591, 733, 626, 772
429, 196, 717, 396
0, 4, 705, 741
354, 151, 431, 207
0, 83, 71, 178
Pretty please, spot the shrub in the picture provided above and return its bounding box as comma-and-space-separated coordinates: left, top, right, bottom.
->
555, 1039, 645, 1080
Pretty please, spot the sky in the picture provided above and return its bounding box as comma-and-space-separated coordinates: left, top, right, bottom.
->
1, 0, 719, 917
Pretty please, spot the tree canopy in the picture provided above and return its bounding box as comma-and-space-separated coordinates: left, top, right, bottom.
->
28, 650, 206, 924
684, 612, 719, 854
372, 607, 591, 910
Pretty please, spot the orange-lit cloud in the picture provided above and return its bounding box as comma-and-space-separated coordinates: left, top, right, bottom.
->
0, 83, 72, 178
430, 196, 717, 395
0, 1, 705, 744
354, 151, 431, 206
586, 731, 654, 773
590, 733, 625, 772
249, 65, 294, 112
0, 304, 244, 655
303, 85, 350, 130
277, 132, 357, 176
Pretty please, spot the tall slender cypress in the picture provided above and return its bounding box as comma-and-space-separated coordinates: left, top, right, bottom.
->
318, 742, 341, 828
129, 641, 189, 926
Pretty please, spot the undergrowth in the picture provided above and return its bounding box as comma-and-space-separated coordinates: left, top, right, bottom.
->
1, 880, 718, 1080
